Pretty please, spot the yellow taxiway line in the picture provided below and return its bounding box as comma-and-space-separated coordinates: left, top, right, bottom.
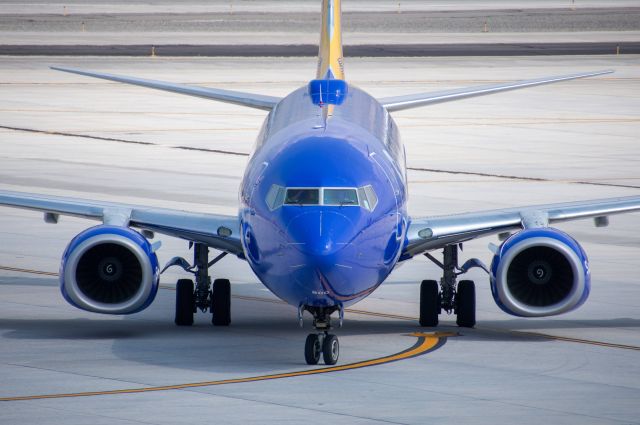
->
0, 332, 450, 402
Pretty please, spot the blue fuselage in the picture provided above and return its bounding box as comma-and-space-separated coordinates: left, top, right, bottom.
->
239, 84, 408, 309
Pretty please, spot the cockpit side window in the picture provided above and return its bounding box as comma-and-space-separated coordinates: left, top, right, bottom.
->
357, 187, 369, 210
362, 185, 378, 211
285, 188, 320, 205
266, 184, 286, 210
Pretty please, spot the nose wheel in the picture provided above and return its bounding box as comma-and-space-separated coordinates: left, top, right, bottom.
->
304, 333, 322, 364
322, 333, 339, 365
304, 332, 340, 365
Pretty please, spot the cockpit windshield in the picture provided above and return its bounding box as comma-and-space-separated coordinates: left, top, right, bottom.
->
266, 185, 378, 211
323, 188, 358, 206
284, 188, 320, 205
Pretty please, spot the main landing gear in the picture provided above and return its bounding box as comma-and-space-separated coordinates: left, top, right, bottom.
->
420, 244, 486, 328
167, 243, 231, 327
302, 306, 340, 365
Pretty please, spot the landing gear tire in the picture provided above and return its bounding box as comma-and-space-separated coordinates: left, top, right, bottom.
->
211, 278, 231, 326
322, 334, 339, 365
419, 279, 440, 327
456, 279, 476, 328
175, 279, 195, 326
305, 334, 321, 365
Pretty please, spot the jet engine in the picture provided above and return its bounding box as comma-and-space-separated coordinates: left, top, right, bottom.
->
60, 225, 160, 314
490, 227, 590, 317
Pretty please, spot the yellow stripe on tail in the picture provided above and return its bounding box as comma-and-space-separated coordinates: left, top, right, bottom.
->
317, 0, 345, 80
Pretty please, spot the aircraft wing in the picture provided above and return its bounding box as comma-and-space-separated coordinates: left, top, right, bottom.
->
379, 70, 613, 112
51, 66, 281, 111
403, 196, 640, 259
0, 190, 244, 257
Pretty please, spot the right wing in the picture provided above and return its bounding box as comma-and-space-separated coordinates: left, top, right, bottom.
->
403, 195, 640, 259
0, 190, 244, 257
51, 66, 281, 111
379, 70, 613, 112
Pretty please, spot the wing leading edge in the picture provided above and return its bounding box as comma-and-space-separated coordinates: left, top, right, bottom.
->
0, 190, 243, 257
379, 70, 613, 112
403, 196, 640, 259
51, 66, 281, 111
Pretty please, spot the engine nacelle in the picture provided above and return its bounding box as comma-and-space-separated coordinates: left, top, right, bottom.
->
60, 225, 160, 314
490, 227, 590, 317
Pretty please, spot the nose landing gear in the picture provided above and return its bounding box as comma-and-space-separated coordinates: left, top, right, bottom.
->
302, 306, 340, 365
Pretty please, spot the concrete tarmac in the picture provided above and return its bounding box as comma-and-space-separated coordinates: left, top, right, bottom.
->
1, 1, 639, 47
1, 55, 640, 424
3, 8, 639, 33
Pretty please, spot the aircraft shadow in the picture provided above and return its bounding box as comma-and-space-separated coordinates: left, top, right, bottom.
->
2, 276, 639, 373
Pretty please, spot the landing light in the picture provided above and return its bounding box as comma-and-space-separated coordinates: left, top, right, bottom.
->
217, 226, 233, 237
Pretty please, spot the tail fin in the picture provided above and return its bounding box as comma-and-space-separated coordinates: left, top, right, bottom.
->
316, 0, 345, 80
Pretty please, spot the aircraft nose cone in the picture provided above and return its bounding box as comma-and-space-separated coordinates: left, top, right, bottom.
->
287, 210, 354, 256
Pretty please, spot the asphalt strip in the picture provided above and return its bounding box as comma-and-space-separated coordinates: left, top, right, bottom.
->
1, 42, 639, 57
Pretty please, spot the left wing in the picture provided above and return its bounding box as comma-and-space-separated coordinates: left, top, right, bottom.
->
403, 196, 640, 259
0, 190, 243, 257
51, 66, 281, 111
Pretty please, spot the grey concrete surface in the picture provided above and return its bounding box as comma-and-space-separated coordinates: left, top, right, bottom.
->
3, 8, 639, 33
3, 31, 640, 47
1, 55, 640, 424
1, 1, 639, 46
3, 0, 640, 14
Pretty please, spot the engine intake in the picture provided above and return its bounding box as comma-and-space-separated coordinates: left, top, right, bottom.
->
60, 225, 159, 314
490, 228, 590, 317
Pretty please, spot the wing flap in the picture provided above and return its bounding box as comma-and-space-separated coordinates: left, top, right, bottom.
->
380, 70, 613, 112
51, 66, 280, 111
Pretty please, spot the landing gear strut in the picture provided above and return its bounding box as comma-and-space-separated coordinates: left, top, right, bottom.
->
303, 306, 340, 365
172, 243, 231, 326
421, 244, 477, 328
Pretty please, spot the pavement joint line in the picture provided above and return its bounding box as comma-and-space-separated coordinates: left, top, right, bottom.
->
3, 123, 638, 189
2, 265, 640, 351
406, 166, 640, 189
0, 332, 448, 402
0, 124, 154, 146
0, 265, 57, 276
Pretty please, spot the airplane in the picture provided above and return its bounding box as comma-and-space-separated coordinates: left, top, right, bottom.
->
1, 0, 640, 366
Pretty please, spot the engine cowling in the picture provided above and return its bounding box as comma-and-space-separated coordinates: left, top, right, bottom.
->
490, 227, 590, 317
60, 225, 160, 314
